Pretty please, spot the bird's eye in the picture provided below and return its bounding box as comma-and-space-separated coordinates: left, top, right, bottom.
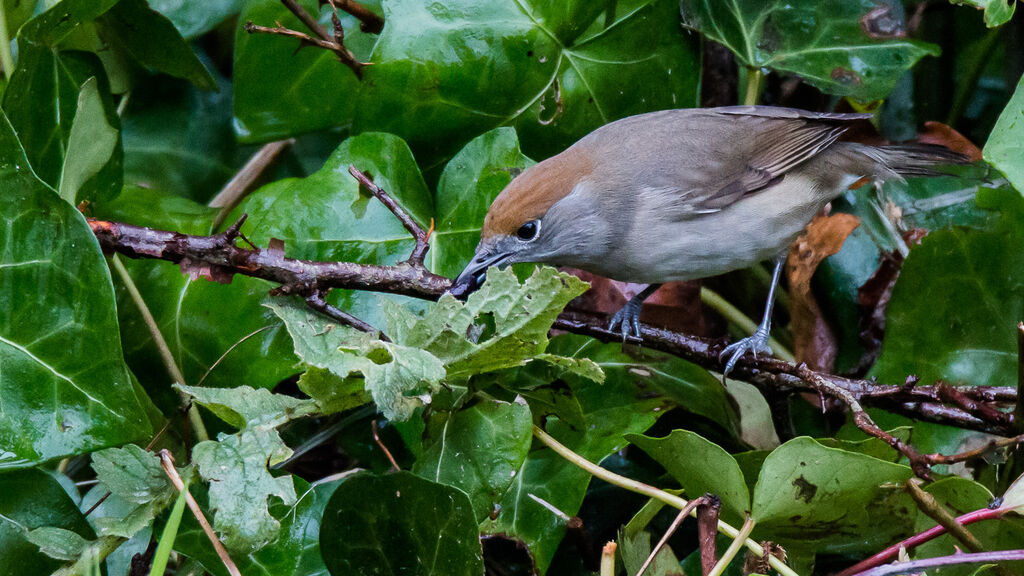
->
516, 220, 541, 241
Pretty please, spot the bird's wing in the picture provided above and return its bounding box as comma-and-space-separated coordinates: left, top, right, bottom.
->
628, 107, 870, 218
693, 121, 850, 212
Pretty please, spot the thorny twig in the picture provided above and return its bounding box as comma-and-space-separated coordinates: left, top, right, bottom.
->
244, 0, 371, 77
85, 164, 1018, 478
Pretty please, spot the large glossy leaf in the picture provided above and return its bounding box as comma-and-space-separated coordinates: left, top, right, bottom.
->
983, 72, 1024, 194
233, 0, 378, 142
356, 0, 699, 161
120, 73, 239, 202
751, 437, 914, 555
2, 44, 122, 204
151, 0, 242, 38
96, 0, 215, 90
320, 472, 484, 576
628, 429, 751, 524
0, 114, 150, 468
429, 127, 535, 278
871, 187, 1024, 387
0, 469, 96, 576
680, 0, 939, 102
412, 398, 533, 521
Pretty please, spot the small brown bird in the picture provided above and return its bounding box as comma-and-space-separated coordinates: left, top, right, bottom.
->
451, 106, 965, 374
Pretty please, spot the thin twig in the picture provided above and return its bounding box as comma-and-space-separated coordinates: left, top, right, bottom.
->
851, 549, 1024, 576
110, 254, 209, 443
348, 165, 431, 265
159, 450, 242, 576
244, 14, 367, 77
196, 326, 274, 387
636, 496, 709, 576
372, 420, 400, 471
531, 426, 800, 576
328, 0, 384, 33
924, 433, 1024, 465
210, 139, 294, 231
835, 506, 1006, 576
707, 516, 756, 576
305, 290, 384, 336
698, 495, 722, 575
283, 0, 330, 39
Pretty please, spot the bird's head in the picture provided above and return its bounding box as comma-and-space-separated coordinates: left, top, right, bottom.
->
449, 146, 611, 297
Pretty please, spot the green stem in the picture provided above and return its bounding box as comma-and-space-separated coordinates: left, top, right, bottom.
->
0, 4, 14, 80
743, 68, 763, 106
700, 287, 796, 362
707, 516, 756, 576
110, 255, 209, 442
531, 426, 801, 576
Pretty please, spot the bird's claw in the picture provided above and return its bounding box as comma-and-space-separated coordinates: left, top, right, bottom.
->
719, 329, 773, 380
608, 300, 643, 341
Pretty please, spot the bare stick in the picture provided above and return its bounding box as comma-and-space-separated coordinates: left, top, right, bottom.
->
210, 139, 294, 230
835, 506, 1006, 576
635, 495, 709, 576
905, 479, 984, 553
851, 549, 1024, 576
697, 495, 721, 575
159, 450, 241, 576
707, 516, 756, 576
1017, 322, 1024, 433
372, 420, 400, 471
305, 290, 383, 336
87, 218, 1019, 438
329, 0, 385, 33
348, 165, 431, 265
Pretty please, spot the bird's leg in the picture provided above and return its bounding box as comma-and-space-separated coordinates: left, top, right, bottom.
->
720, 255, 785, 377
608, 284, 661, 340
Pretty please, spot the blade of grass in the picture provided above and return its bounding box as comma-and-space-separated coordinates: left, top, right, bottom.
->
150, 477, 190, 576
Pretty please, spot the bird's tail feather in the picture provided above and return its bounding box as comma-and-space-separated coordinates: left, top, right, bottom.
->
848, 142, 970, 180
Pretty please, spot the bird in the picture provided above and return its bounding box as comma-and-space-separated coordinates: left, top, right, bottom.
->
449, 106, 966, 376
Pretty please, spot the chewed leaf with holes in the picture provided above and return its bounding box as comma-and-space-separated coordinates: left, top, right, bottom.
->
267, 299, 447, 421
179, 384, 318, 551
384, 267, 593, 381
269, 267, 597, 421
0, 114, 150, 469
680, 0, 939, 101
90, 444, 177, 538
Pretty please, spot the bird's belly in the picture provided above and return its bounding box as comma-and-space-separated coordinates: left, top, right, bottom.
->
592, 173, 841, 283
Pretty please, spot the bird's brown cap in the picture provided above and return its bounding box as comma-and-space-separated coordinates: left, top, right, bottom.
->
481, 145, 593, 239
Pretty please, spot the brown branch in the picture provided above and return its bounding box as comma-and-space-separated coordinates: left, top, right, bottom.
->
326, 0, 384, 33
636, 495, 710, 576
938, 381, 1013, 427
697, 495, 721, 575
1017, 322, 1024, 433
209, 139, 294, 231
348, 165, 431, 265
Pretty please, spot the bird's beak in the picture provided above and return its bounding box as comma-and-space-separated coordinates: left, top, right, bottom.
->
449, 250, 509, 300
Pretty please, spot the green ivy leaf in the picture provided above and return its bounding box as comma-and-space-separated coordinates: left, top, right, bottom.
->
0, 469, 96, 576
319, 472, 484, 576
356, 0, 699, 161
0, 113, 150, 468
58, 76, 120, 205
628, 429, 751, 525
680, 0, 939, 101
150, 0, 242, 38
983, 72, 1024, 194
412, 398, 533, 521
181, 384, 318, 551
871, 187, 1024, 387
751, 437, 914, 554
27, 527, 90, 561
430, 127, 535, 278
952, 0, 1017, 27
91, 444, 176, 538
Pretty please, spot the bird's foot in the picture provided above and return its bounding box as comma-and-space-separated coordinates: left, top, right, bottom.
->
719, 328, 773, 379
608, 299, 644, 341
